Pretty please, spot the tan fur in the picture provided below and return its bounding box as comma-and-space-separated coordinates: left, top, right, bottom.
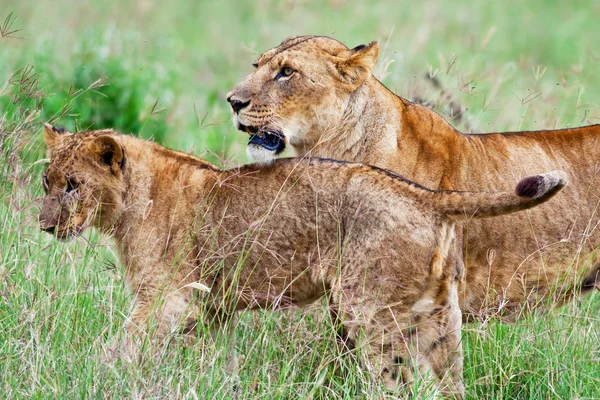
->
39, 125, 564, 397
227, 35, 600, 317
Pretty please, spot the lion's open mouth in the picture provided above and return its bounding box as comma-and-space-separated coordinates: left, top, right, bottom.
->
238, 123, 286, 155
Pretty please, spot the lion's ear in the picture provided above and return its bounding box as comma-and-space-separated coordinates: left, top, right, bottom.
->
43, 123, 69, 148
89, 135, 125, 174
336, 41, 379, 85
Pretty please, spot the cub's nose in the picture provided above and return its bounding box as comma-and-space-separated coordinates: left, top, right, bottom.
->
41, 224, 55, 234
227, 96, 250, 113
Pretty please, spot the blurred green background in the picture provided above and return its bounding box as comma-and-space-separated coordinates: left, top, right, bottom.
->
2, 0, 599, 166
1, 1, 599, 398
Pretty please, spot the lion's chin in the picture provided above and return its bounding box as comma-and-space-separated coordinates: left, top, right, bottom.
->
247, 144, 277, 166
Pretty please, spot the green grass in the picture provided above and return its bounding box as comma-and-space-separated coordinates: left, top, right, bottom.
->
1, 0, 599, 398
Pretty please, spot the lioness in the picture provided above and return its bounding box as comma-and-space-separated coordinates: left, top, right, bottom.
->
227, 35, 600, 317
38, 123, 564, 396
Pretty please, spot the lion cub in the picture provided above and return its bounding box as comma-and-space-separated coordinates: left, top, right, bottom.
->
39, 123, 566, 397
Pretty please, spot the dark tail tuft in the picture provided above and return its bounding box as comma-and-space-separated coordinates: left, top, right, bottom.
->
515, 171, 567, 199
515, 175, 545, 198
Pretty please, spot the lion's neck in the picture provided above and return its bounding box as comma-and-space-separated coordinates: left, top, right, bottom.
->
302, 77, 468, 189
301, 79, 403, 164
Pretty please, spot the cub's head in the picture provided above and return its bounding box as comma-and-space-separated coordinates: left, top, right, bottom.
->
227, 35, 379, 164
39, 123, 126, 240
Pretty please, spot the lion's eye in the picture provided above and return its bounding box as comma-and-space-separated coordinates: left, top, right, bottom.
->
42, 175, 49, 193
65, 178, 77, 193
275, 67, 295, 80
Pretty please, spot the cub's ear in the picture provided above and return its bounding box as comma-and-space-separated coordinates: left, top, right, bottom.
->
43, 123, 69, 148
336, 41, 379, 85
89, 135, 125, 175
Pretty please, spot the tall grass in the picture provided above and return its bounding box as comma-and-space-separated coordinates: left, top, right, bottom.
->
1, 1, 599, 398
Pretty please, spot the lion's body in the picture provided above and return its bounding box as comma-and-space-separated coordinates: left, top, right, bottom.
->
310, 93, 600, 314
227, 35, 600, 316
39, 125, 565, 396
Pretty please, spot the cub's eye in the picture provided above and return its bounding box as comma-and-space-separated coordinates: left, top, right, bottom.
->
65, 178, 77, 193
275, 66, 295, 80
42, 175, 49, 193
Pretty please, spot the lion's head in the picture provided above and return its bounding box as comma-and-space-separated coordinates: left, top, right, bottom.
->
38, 124, 126, 240
227, 35, 379, 164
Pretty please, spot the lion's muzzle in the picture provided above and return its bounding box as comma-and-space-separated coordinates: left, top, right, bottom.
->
39, 196, 61, 233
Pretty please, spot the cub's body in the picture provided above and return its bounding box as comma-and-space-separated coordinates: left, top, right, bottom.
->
39, 125, 565, 396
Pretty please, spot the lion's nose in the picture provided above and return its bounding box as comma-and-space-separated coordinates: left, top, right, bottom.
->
227, 96, 250, 113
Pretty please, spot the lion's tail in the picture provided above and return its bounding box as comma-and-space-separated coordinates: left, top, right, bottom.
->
434, 170, 567, 221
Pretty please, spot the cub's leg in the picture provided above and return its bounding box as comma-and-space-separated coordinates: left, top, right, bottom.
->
125, 280, 197, 356
329, 281, 416, 395
328, 292, 355, 352
329, 266, 464, 398
420, 245, 465, 398
410, 292, 464, 399
204, 311, 239, 376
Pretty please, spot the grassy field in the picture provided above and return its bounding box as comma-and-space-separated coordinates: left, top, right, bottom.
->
1, 0, 599, 398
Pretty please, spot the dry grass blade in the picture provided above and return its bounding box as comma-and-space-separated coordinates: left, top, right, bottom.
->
151, 97, 166, 115
512, 90, 543, 105
184, 281, 211, 293
87, 77, 109, 91
193, 104, 221, 131
1, 12, 25, 39
446, 53, 457, 75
